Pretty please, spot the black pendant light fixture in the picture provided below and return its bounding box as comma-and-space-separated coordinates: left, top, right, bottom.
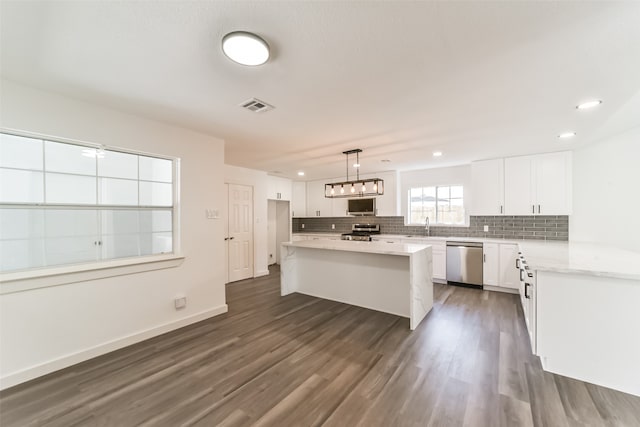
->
324, 149, 384, 198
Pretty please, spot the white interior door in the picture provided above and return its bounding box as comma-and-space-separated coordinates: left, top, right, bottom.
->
228, 184, 253, 282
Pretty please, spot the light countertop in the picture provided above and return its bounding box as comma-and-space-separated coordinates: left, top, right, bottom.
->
292, 232, 640, 280
282, 239, 431, 257
518, 241, 640, 281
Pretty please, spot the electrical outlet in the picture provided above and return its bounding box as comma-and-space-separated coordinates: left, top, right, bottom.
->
331, 224, 335, 229
301, 224, 305, 229
484, 225, 489, 232
174, 296, 187, 310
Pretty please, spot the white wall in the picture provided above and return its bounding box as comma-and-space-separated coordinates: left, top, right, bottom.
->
224, 164, 269, 277
570, 126, 640, 250
399, 165, 472, 224
0, 80, 227, 388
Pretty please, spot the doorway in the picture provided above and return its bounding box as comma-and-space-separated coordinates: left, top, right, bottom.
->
226, 183, 254, 283
267, 199, 291, 266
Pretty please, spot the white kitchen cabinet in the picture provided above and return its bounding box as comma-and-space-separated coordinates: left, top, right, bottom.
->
535, 152, 572, 215
430, 243, 447, 282
470, 159, 505, 215
291, 181, 306, 217
367, 170, 398, 216
499, 243, 520, 290
504, 155, 535, 215
306, 180, 333, 217
267, 175, 292, 201
304, 171, 398, 218
518, 263, 536, 353
400, 238, 446, 282
331, 197, 349, 217
482, 243, 499, 286
504, 151, 572, 215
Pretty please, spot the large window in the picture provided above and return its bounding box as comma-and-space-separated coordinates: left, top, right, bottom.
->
0, 132, 175, 273
408, 185, 465, 225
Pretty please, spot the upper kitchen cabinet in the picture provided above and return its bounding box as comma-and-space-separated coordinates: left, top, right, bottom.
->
504, 151, 572, 215
306, 179, 333, 217
304, 171, 399, 217
535, 152, 572, 215
369, 170, 399, 216
267, 175, 292, 201
291, 181, 306, 217
470, 159, 505, 215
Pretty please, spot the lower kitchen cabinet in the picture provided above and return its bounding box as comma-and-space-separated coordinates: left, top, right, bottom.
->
397, 238, 446, 282
519, 264, 536, 353
482, 243, 499, 286
482, 242, 519, 291
498, 244, 520, 290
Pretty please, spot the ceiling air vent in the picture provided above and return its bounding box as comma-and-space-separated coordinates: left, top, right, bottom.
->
240, 98, 275, 113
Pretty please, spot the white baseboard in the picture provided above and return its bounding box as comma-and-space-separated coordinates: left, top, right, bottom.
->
0, 304, 228, 390
255, 269, 270, 277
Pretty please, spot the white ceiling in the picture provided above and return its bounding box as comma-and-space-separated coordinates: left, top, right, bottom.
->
2, 1, 640, 181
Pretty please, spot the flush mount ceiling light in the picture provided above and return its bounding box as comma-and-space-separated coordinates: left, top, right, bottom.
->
576, 100, 602, 110
325, 149, 384, 198
297, 171, 305, 176
433, 151, 443, 157
559, 132, 576, 139
222, 31, 270, 66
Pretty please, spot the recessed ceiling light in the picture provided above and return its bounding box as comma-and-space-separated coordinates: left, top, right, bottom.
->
381, 159, 391, 163
297, 171, 305, 176
433, 151, 443, 157
353, 163, 360, 168
576, 100, 602, 110
558, 132, 576, 139
222, 31, 270, 66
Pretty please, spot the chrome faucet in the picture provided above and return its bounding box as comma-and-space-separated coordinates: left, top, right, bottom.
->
424, 217, 430, 236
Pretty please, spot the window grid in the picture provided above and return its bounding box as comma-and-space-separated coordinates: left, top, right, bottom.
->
408, 185, 465, 225
0, 131, 176, 273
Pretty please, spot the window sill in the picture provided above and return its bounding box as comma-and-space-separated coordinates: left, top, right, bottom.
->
0, 254, 185, 295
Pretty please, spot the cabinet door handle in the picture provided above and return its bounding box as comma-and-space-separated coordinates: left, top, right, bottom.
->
516, 258, 520, 269
525, 283, 530, 299
532, 205, 535, 214
224, 237, 229, 241
229, 237, 235, 240
500, 205, 503, 214
538, 204, 541, 214
483, 254, 486, 262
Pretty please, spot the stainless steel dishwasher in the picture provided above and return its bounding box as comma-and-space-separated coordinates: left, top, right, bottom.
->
446, 241, 483, 287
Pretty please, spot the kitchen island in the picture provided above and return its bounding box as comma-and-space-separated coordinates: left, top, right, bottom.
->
280, 240, 433, 330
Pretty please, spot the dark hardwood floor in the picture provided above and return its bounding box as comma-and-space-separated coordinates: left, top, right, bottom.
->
1, 265, 639, 426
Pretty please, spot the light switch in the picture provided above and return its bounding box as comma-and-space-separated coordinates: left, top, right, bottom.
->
206, 209, 219, 219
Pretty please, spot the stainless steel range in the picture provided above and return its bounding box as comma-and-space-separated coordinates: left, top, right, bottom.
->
341, 224, 380, 241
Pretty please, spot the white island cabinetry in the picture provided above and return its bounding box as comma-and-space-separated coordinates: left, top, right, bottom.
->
281, 240, 433, 330
518, 241, 640, 396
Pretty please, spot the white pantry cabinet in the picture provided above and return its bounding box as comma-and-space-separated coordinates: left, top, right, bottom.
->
471, 159, 505, 215
267, 176, 292, 201
504, 151, 572, 215
291, 181, 306, 217
483, 243, 500, 286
